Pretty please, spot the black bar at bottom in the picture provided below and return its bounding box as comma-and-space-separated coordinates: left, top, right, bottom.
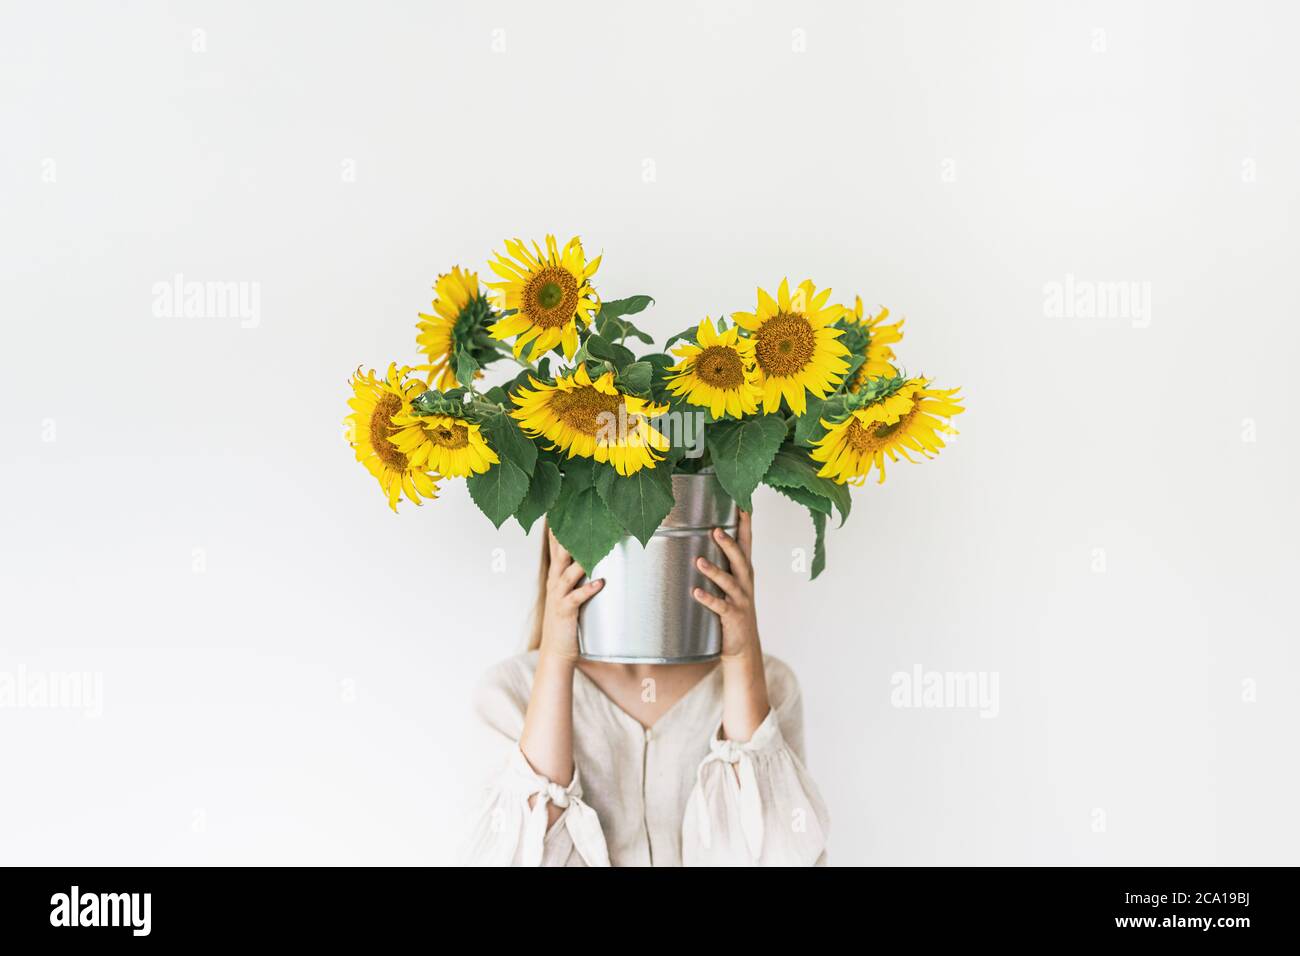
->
0, 866, 1286, 943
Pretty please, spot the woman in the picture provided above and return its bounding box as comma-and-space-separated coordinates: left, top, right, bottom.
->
462, 510, 829, 866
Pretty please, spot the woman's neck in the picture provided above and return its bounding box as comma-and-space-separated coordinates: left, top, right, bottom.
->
576, 659, 719, 730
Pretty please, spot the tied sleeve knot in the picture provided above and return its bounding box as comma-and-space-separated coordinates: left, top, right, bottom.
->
710, 738, 746, 764
694, 727, 767, 861
538, 780, 571, 809
514, 750, 610, 868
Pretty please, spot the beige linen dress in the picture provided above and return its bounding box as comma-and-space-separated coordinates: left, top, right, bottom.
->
461, 651, 830, 866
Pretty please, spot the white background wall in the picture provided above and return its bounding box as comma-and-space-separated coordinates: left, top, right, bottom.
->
2, 0, 1296, 865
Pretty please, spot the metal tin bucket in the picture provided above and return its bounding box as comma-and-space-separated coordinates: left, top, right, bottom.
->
578, 471, 738, 664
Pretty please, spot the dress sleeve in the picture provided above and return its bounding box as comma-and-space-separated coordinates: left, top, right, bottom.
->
459, 658, 611, 867
681, 664, 830, 866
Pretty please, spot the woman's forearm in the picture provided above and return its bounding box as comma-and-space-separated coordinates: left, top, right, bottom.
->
721, 642, 770, 742
518, 648, 576, 826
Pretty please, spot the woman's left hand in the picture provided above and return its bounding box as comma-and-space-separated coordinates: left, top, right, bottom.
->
692, 509, 760, 661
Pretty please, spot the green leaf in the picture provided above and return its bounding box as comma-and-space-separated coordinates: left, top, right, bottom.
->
472, 405, 537, 477
657, 415, 706, 469
595, 295, 656, 344
548, 459, 627, 572
514, 460, 561, 533
662, 440, 689, 471
584, 334, 636, 370
809, 508, 827, 579
534, 442, 563, 469
594, 464, 676, 547
603, 294, 655, 317
794, 394, 847, 446
614, 360, 653, 397
467, 459, 531, 529
764, 444, 851, 526
769, 482, 831, 516
641, 352, 677, 404
705, 414, 787, 511
793, 393, 822, 438
453, 347, 480, 388
664, 325, 699, 351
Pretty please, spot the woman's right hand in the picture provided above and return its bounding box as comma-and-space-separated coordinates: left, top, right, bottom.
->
539, 530, 604, 663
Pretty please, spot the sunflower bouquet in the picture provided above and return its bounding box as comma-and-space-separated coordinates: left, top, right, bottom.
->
345, 235, 964, 578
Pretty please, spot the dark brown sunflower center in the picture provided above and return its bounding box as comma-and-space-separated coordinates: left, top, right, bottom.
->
523, 267, 580, 328
369, 393, 408, 469
431, 422, 469, 449
754, 312, 816, 377
549, 385, 625, 436
694, 345, 745, 388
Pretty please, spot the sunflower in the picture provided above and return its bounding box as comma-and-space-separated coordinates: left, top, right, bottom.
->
731, 278, 850, 415
842, 297, 905, 390
664, 316, 761, 419
416, 266, 494, 390
511, 364, 669, 475
344, 364, 442, 510
387, 413, 499, 478
809, 377, 964, 485
486, 235, 601, 360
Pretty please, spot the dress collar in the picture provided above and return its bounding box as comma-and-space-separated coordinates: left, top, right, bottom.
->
573, 661, 722, 735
